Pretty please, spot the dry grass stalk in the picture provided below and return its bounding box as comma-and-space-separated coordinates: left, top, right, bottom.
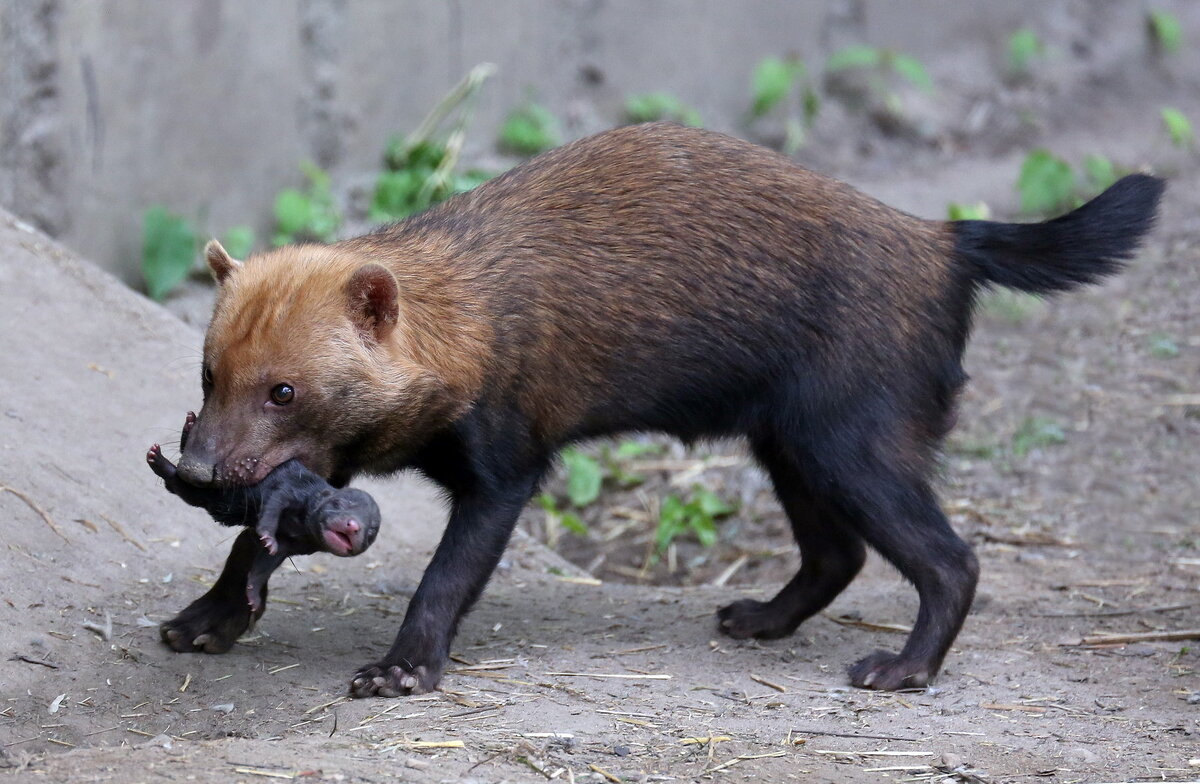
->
2, 485, 69, 543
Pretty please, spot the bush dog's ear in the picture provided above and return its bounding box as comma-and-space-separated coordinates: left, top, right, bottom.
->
346, 263, 400, 343
204, 240, 242, 283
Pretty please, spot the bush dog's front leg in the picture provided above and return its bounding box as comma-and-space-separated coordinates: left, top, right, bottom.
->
350, 479, 535, 697
160, 528, 266, 653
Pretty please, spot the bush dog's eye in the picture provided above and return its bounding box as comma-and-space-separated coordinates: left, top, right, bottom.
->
270, 383, 295, 405
201, 366, 213, 386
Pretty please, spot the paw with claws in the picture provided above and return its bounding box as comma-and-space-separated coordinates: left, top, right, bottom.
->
848, 650, 931, 690
350, 660, 442, 698
160, 594, 258, 654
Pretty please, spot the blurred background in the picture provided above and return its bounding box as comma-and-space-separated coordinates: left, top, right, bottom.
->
3, 1, 1198, 291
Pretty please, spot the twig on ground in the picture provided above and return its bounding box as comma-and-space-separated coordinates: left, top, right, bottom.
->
1, 485, 69, 543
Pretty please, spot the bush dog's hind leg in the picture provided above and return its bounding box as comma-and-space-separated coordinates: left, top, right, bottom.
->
821, 433, 978, 690
717, 435, 866, 639
350, 465, 543, 697
160, 528, 266, 653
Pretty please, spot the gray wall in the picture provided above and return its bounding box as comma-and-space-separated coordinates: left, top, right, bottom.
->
0, 0, 1158, 283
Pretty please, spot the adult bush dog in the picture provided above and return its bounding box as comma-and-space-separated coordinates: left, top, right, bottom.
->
163, 123, 1163, 696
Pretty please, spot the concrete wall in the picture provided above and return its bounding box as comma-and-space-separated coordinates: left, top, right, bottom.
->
0, 0, 1164, 284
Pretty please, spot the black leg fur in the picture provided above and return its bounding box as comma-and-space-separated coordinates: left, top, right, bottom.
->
718, 434, 866, 639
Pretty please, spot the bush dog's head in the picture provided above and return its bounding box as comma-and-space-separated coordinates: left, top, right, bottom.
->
176, 240, 449, 488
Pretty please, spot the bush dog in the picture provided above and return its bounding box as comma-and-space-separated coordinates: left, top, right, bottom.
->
150, 413, 379, 635
164, 122, 1162, 694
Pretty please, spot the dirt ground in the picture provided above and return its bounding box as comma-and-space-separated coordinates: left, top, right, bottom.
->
2, 11, 1199, 784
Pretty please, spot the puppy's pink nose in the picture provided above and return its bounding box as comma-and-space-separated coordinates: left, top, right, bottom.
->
343, 518, 359, 534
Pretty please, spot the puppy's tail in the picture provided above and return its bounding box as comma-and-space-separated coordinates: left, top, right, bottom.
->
953, 174, 1165, 294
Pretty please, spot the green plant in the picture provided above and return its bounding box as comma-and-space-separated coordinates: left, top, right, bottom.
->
1147, 10, 1183, 55
372, 65, 497, 223
748, 56, 820, 152
220, 225, 255, 259
1082, 154, 1118, 192
825, 45, 933, 92
561, 448, 604, 508
1148, 333, 1180, 359
1008, 29, 1043, 75
1017, 149, 1075, 214
142, 207, 197, 301
1161, 107, 1194, 148
499, 101, 561, 156
272, 161, 340, 246
946, 201, 991, 221
537, 493, 588, 537
1011, 416, 1066, 457
655, 486, 733, 553
624, 92, 702, 126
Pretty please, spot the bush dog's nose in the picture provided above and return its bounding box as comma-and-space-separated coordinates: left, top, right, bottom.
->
175, 455, 216, 486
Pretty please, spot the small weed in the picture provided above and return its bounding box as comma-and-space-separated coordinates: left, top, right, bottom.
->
656, 486, 734, 553
1017, 149, 1074, 214
273, 161, 340, 246
1011, 416, 1066, 457
1161, 107, 1194, 149
748, 55, 820, 152
826, 45, 934, 92
499, 101, 562, 157
1008, 29, 1043, 76
624, 92, 702, 126
142, 206, 197, 301
947, 436, 998, 460
946, 201, 991, 221
1082, 154, 1119, 192
1147, 9, 1183, 55
373, 64, 497, 223
537, 493, 588, 537
1148, 333, 1180, 359
602, 440, 665, 488
220, 225, 255, 259
561, 448, 604, 508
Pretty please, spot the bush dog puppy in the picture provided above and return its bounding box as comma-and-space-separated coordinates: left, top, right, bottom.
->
164, 122, 1162, 694
150, 413, 379, 634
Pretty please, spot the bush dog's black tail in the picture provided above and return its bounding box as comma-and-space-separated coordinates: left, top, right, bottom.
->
954, 174, 1165, 294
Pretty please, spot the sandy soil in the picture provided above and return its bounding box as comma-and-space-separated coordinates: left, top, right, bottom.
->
2, 11, 1199, 783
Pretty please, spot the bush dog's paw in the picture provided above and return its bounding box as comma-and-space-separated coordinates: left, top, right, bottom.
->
350, 662, 441, 698
716, 599, 796, 640
848, 650, 931, 691
160, 595, 256, 654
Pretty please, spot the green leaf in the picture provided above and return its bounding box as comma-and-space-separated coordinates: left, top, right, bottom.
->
1161, 106, 1194, 148
693, 487, 732, 518
826, 44, 881, 72
142, 207, 196, 301
499, 102, 562, 156
655, 494, 686, 551
1012, 416, 1066, 457
1008, 29, 1041, 74
751, 56, 802, 117
562, 448, 604, 507
1017, 149, 1074, 214
559, 513, 589, 537
220, 225, 255, 259
613, 440, 664, 459
890, 53, 933, 92
624, 92, 702, 126
946, 201, 991, 221
273, 189, 310, 237
1082, 155, 1117, 192
1148, 10, 1182, 55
